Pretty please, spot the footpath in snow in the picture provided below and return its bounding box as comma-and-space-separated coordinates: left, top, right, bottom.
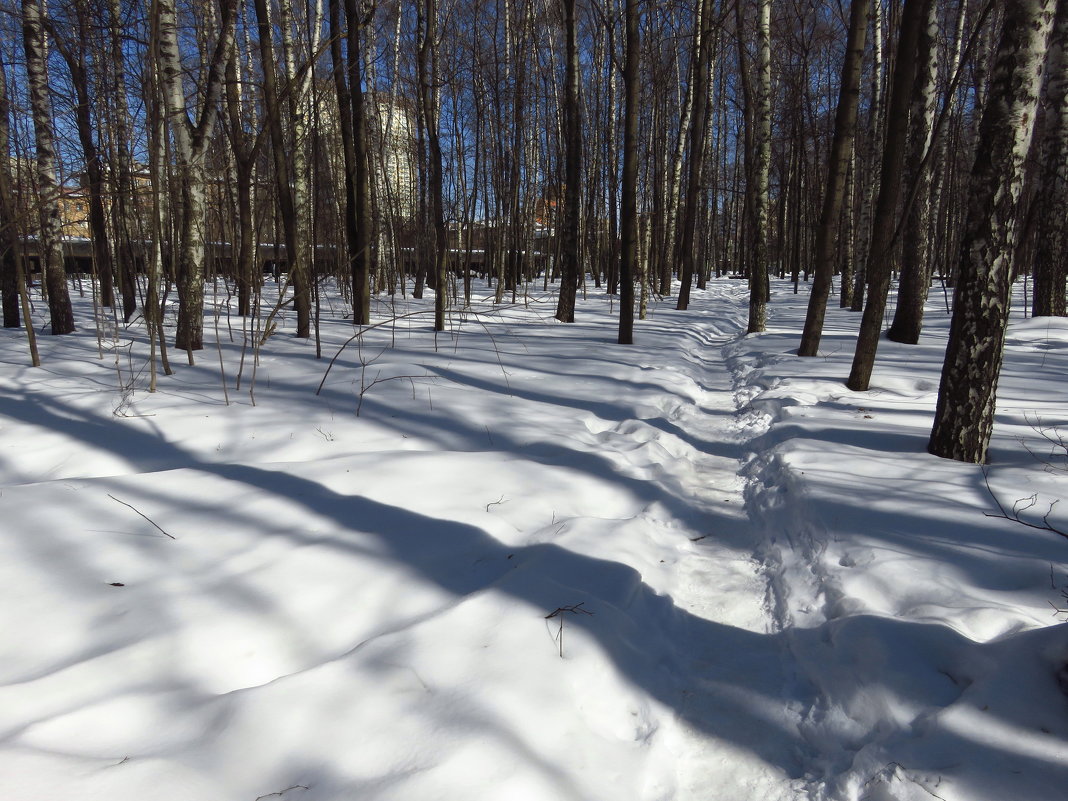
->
0, 277, 1066, 801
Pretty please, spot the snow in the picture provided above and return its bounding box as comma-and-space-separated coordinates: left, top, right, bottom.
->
0, 276, 1065, 801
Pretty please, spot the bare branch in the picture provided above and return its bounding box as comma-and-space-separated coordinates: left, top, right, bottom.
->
107, 494, 175, 540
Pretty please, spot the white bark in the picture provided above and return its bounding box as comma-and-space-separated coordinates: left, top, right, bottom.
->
157, 0, 237, 352
21, 0, 74, 334
747, 0, 772, 334
929, 0, 1056, 463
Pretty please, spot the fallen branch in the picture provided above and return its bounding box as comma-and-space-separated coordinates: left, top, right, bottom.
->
107, 494, 175, 540
254, 786, 309, 801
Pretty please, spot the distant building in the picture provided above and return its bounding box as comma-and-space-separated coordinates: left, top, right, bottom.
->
369, 92, 418, 221
56, 188, 90, 239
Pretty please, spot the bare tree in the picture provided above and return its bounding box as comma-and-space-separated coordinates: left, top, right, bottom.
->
675, 0, 715, 312
744, 0, 771, 333
554, 0, 581, 323
1032, 0, 1068, 317
417, 0, 448, 331
156, 0, 237, 353
44, 2, 116, 313
618, 0, 639, 344
253, 0, 311, 338
888, 0, 941, 343
339, 0, 375, 324
798, 0, 869, 356
846, 0, 930, 391
0, 59, 19, 329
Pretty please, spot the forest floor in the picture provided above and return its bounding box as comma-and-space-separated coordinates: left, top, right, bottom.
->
0, 275, 1065, 801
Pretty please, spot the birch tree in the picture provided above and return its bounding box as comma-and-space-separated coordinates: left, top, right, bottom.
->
851, 0, 885, 311
21, 0, 74, 335
253, 0, 311, 338
156, 0, 237, 353
887, 0, 941, 343
928, 0, 1055, 464
745, 0, 771, 334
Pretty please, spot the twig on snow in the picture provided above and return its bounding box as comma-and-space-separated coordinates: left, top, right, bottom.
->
254, 786, 309, 801
107, 494, 175, 540
545, 603, 594, 658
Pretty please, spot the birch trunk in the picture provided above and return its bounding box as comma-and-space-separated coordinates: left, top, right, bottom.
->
280, 0, 321, 335
661, 39, 695, 297
888, 0, 941, 343
851, 0, 884, 311
21, 0, 74, 335
157, 0, 236, 352
746, 0, 772, 333
253, 0, 310, 338
929, 0, 1055, 463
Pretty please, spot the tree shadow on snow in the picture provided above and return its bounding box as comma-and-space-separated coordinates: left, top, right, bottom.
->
4, 391, 1065, 793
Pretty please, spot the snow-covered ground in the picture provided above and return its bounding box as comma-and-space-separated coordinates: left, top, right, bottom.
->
0, 275, 1064, 800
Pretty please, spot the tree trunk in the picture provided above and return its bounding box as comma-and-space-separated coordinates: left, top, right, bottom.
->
157, 0, 236, 352
1032, 0, 1068, 317
846, 0, 929, 391
43, 10, 115, 313
107, 0, 139, 323
341, 0, 374, 324
928, 0, 1054, 464
281, 0, 317, 336
0, 61, 20, 329
888, 0, 941, 343
253, 0, 310, 338
418, 0, 448, 331
746, 0, 772, 333
798, 0, 869, 355
21, 0, 74, 335
555, 0, 581, 323
675, 0, 714, 312
851, 0, 885, 312
223, 42, 261, 319
618, 0, 639, 344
